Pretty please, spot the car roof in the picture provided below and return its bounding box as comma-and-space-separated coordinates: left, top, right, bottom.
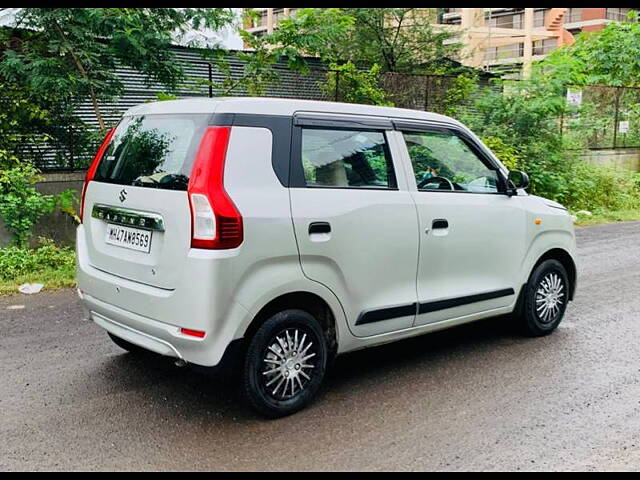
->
124, 97, 462, 127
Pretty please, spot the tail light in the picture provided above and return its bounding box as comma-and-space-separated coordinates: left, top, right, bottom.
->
188, 127, 243, 249
80, 128, 115, 223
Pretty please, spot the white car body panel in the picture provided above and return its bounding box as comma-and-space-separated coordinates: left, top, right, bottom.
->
411, 191, 528, 326
290, 187, 420, 337
77, 97, 578, 368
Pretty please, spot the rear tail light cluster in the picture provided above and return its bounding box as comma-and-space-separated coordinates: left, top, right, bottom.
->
80, 128, 115, 223
188, 127, 243, 249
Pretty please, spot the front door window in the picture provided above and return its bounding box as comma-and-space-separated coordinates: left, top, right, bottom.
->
403, 130, 500, 194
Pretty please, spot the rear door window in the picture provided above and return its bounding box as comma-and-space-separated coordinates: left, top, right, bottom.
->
300, 128, 397, 189
93, 114, 210, 191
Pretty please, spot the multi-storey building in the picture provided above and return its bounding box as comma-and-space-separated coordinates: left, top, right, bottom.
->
242, 8, 638, 78
439, 8, 639, 76
243, 8, 299, 38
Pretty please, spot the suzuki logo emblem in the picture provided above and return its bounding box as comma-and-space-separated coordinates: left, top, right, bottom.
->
119, 189, 127, 203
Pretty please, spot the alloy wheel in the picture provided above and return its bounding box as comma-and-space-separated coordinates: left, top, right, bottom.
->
261, 327, 317, 400
535, 272, 566, 324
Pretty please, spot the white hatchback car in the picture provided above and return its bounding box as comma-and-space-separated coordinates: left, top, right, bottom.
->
77, 97, 577, 417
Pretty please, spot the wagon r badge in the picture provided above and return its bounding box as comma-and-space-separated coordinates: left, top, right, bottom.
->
119, 189, 127, 203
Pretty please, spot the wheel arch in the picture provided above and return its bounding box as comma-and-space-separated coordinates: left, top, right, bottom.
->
244, 291, 339, 360
530, 248, 577, 300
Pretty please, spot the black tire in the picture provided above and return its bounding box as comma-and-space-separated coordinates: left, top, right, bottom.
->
519, 259, 570, 337
241, 309, 328, 418
108, 332, 149, 355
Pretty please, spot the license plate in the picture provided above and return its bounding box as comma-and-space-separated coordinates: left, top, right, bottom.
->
105, 224, 152, 253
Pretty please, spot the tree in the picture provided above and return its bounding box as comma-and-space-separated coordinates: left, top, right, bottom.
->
266, 8, 462, 74
0, 8, 236, 132
0, 80, 50, 169
322, 63, 392, 106
542, 10, 640, 88
233, 8, 464, 107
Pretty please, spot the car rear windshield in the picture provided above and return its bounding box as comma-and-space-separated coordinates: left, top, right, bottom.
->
93, 113, 211, 191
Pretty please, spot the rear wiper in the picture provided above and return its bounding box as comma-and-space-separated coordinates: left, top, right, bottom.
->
158, 174, 189, 189
132, 176, 160, 187
132, 173, 189, 189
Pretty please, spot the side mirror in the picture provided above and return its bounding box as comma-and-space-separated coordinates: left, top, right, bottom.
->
507, 170, 530, 193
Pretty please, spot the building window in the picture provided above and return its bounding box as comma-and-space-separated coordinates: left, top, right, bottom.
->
565, 8, 583, 24
533, 9, 546, 27
485, 43, 524, 61
250, 10, 269, 29
533, 38, 557, 56
273, 8, 287, 23
488, 12, 524, 29
484, 47, 496, 61
605, 8, 635, 22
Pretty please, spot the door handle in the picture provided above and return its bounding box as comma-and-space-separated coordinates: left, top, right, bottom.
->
432, 219, 449, 229
309, 222, 331, 235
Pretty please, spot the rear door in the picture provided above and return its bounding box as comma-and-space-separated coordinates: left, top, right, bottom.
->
82, 113, 210, 289
289, 113, 420, 337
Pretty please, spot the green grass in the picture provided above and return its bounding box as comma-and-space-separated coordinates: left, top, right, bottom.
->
0, 265, 76, 295
573, 208, 640, 227
0, 240, 76, 296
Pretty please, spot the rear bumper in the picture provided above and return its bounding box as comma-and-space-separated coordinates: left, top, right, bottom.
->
79, 290, 246, 373
76, 226, 251, 367
80, 291, 188, 360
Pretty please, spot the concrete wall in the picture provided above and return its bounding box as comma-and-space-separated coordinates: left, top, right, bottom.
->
581, 148, 640, 172
0, 171, 84, 248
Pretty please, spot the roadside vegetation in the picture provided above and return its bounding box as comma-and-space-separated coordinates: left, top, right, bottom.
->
1, 8, 640, 293
462, 11, 640, 222
573, 209, 640, 227
0, 238, 75, 294
0, 8, 236, 294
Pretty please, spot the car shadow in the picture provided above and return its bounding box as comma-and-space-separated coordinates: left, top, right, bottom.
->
95, 349, 249, 419
95, 314, 524, 423
327, 314, 522, 386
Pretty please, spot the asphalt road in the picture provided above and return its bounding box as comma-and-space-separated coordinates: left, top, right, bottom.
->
2, 222, 640, 471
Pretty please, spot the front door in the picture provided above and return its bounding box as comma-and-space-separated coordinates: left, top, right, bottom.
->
398, 126, 527, 327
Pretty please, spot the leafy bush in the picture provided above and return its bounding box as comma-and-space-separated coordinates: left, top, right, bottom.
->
56, 189, 81, 224
0, 164, 56, 247
0, 238, 75, 281
560, 162, 640, 213
442, 73, 479, 117
462, 73, 640, 214
0, 163, 78, 246
322, 62, 392, 106
481, 136, 520, 170
154, 92, 178, 102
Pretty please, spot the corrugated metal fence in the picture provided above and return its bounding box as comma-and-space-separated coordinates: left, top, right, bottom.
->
19, 46, 494, 171
26, 47, 333, 171
83, 49, 333, 130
